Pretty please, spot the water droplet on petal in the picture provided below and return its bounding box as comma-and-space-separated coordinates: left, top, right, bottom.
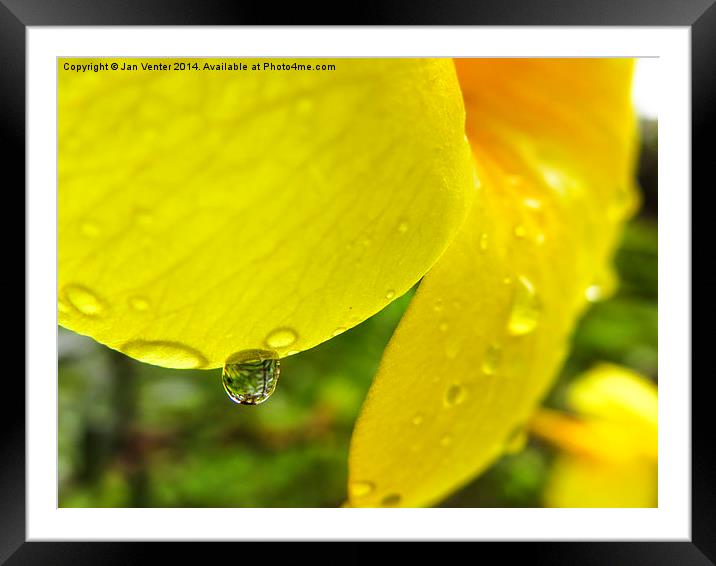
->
482, 344, 502, 375
122, 340, 207, 369
439, 321, 449, 332
380, 493, 402, 507
128, 296, 150, 312
433, 298, 444, 313
514, 224, 527, 238
440, 434, 453, 447
349, 481, 375, 498
480, 233, 488, 252
222, 349, 280, 405
508, 276, 541, 336
397, 221, 409, 234
412, 413, 424, 426
585, 267, 618, 303
64, 284, 105, 317
444, 383, 466, 407
265, 327, 298, 349
80, 221, 100, 238
504, 424, 528, 454
523, 197, 542, 210
386, 290, 396, 300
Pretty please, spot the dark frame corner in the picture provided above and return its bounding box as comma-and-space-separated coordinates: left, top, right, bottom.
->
5, 0, 707, 563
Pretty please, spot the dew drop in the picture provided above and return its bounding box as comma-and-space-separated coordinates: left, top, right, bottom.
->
386, 289, 396, 300
514, 224, 527, 238
134, 208, 154, 226
504, 424, 528, 454
508, 276, 541, 336
80, 221, 100, 238
349, 481, 375, 498
332, 327, 347, 337
440, 434, 453, 447
479, 233, 488, 252
523, 197, 542, 210
585, 267, 618, 303
128, 296, 150, 312
380, 493, 402, 507
397, 220, 409, 234
444, 383, 466, 407
482, 344, 502, 375
433, 299, 444, 313
412, 413, 424, 426
222, 349, 280, 406
64, 284, 105, 317
296, 97, 314, 115
265, 327, 298, 349
439, 321, 449, 332
122, 340, 207, 369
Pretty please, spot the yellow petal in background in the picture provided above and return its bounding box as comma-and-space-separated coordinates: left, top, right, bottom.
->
59, 58, 474, 368
531, 364, 657, 507
348, 59, 638, 507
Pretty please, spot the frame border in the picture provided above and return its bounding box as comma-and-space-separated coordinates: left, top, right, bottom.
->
6, 1, 706, 563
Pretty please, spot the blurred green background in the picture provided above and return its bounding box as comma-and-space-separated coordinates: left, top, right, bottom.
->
58, 119, 657, 508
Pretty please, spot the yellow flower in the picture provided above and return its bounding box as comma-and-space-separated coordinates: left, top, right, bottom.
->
58, 58, 639, 507
530, 363, 657, 507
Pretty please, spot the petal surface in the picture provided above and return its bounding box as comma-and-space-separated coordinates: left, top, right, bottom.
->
348, 59, 638, 507
59, 58, 474, 368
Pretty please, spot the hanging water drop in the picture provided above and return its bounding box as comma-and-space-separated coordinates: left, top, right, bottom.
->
508, 276, 541, 336
222, 349, 280, 405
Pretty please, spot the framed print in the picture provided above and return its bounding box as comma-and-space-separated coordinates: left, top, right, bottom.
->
5, 0, 707, 562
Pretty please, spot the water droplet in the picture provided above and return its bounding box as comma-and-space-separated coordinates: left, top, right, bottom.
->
296, 97, 313, 114
504, 424, 528, 454
444, 383, 466, 407
535, 232, 546, 245
386, 289, 396, 300
349, 481, 375, 498
265, 327, 298, 349
445, 342, 459, 359
412, 413, 424, 426
64, 284, 105, 317
58, 297, 70, 314
80, 221, 100, 238
134, 208, 154, 226
482, 344, 502, 375
332, 327, 347, 337
440, 434, 453, 447
380, 493, 402, 507
397, 220, 409, 234
479, 233, 488, 252
523, 197, 542, 210
128, 296, 150, 312
508, 276, 541, 336
433, 298, 444, 313
439, 321, 449, 332
222, 349, 280, 406
122, 340, 207, 369
585, 267, 618, 303
514, 224, 527, 238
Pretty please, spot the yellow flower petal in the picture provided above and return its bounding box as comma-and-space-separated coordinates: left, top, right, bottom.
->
348, 59, 638, 507
59, 58, 474, 368
544, 456, 656, 508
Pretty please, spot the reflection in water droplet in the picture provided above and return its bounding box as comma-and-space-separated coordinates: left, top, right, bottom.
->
122, 340, 207, 369
128, 296, 150, 312
222, 349, 280, 406
482, 344, 502, 375
508, 276, 541, 336
386, 290, 396, 300
64, 284, 105, 316
265, 327, 298, 349
412, 413, 424, 426
504, 424, 528, 454
80, 221, 100, 238
444, 383, 466, 406
349, 481, 375, 498
380, 493, 402, 507
480, 233, 488, 252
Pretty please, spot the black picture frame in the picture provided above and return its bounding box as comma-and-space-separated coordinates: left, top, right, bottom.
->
4, 1, 705, 563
